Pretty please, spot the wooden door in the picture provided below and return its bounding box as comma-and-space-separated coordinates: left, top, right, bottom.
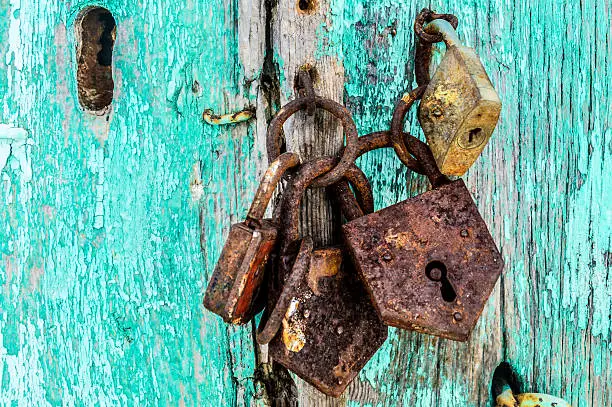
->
0, 0, 609, 406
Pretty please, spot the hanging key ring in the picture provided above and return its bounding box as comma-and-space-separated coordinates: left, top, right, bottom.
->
266, 95, 359, 188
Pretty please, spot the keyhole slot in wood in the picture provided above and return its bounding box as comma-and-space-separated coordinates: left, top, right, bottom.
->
75, 7, 116, 113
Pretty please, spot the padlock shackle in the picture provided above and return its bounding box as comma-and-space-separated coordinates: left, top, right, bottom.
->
424, 19, 461, 48
245, 152, 300, 227
266, 95, 360, 188
332, 180, 366, 222
413, 9, 459, 87
256, 236, 313, 345
279, 157, 374, 251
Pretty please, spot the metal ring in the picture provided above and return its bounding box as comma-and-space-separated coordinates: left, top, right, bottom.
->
390, 90, 450, 188
414, 8, 458, 43
266, 96, 360, 188
279, 156, 373, 247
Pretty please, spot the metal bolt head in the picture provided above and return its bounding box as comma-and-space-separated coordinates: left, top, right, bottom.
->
453, 312, 463, 321
460, 229, 469, 237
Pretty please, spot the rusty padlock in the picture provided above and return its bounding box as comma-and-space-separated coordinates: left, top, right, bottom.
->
416, 18, 502, 176
203, 152, 300, 324
258, 157, 387, 397
342, 130, 504, 342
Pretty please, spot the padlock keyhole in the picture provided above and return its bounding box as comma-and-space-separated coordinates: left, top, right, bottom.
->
468, 128, 481, 144
425, 261, 457, 303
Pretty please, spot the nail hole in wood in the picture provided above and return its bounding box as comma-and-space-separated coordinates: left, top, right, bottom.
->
75, 7, 116, 113
297, 0, 317, 14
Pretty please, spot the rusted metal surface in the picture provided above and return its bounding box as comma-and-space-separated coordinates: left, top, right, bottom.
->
203, 222, 277, 324
389, 86, 426, 171
331, 180, 365, 222
203, 153, 300, 325
202, 107, 255, 125
257, 237, 313, 345
417, 19, 502, 176
246, 152, 300, 225
267, 251, 387, 397
295, 67, 316, 116
342, 179, 504, 341
260, 156, 387, 397
278, 156, 375, 249
266, 94, 359, 188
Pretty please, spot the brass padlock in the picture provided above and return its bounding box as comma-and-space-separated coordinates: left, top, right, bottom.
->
342, 132, 503, 341
258, 157, 387, 397
203, 152, 300, 324
417, 18, 502, 176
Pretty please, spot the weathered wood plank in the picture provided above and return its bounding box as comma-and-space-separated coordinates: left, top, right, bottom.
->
0, 0, 264, 404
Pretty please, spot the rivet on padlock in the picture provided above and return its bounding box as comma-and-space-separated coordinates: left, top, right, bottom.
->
258, 157, 387, 397
417, 18, 502, 176
342, 130, 504, 342
203, 152, 300, 325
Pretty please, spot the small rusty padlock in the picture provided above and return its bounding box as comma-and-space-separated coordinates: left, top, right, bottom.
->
416, 18, 502, 176
342, 131, 504, 341
258, 157, 387, 397
203, 152, 300, 324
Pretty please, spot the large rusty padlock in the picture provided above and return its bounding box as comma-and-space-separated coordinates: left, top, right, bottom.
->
416, 18, 502, 176
203, 152, 300, 324
257, 157, 387, 397
342, 131, 504, 341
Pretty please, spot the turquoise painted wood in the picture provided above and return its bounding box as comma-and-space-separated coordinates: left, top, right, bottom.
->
0, 0, 609, 406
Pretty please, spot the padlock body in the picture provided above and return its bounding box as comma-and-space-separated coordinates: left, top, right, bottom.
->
203, 220, 277, 324
418, 45, 502, 176
268, 248, 387, 397
342, 180, 503, 341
